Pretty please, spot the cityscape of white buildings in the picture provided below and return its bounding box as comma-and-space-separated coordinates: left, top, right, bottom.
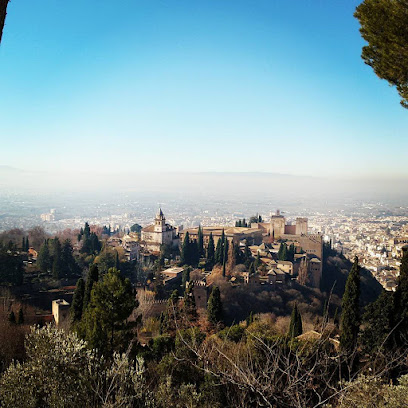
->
308, 211, 408, 291
2, 192, 408, 291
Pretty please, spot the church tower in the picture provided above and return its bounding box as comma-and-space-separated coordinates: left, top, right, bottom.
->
154, 208, 166, 232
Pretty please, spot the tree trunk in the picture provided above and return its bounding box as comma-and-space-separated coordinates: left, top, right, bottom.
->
0, 0, 10, 44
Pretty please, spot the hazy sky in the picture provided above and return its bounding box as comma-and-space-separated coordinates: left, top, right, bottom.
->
0, 0, 407, 179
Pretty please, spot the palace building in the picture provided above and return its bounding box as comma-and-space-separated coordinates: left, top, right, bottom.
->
140, 209, 179, 252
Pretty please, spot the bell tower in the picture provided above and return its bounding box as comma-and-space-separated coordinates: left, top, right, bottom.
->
154, 208, 166, 232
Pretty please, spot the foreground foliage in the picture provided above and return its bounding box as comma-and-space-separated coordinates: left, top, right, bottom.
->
0, 325, 150, 408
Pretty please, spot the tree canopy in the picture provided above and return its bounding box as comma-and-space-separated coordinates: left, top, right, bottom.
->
80, 268, 136, 355
355, 0, 408, 108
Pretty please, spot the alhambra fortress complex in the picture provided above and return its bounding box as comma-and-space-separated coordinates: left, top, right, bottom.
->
131, 208, 323, 289
51, 209, 326, 325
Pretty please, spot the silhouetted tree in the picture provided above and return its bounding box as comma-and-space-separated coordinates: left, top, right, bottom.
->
83, 264, 99, 310
181, 232, 190, 266
207, 232, 215, 267
197, 226, 204, 257
340, 257, 361, 353
288, 303, 303, 339
207, 286, 223, 325
355, 0, 408, 108
61, 239, 78, 277
37, 240, 52, 273
51, 238, 63, 279
215, 236, 223, 265
71, 278, 85, 322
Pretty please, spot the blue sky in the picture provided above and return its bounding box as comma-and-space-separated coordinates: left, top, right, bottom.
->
0, 0, 407, 179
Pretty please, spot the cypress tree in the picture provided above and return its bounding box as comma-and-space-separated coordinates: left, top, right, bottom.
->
361, 291, 393, 352
22, 237, 25, 251
61, 239, 77, 277
282, 244, 288, 261
288, 243, 295, 262
278, 243, 284, 260
197, 226, 204, 257
181, 232, 190, 266
244, 241, 251, 265
190, 239, 200, 266
17, 308, 24, 324
234, 242, 242, 265
215, 238, 223, 265
72, 278, 85, 322
84, 222, 90, 238
278, 243, 288, 261
340, 256, 361, 353
52, 238, 63, 279
115, 250, 120, 270
207, 286, 223, 325
37, 240, 52, 273
207, 233, 215, 266
222, 239, 229, 277
288, 303, 303, 338
83, 264, 99, 310
25, 236, 29, 251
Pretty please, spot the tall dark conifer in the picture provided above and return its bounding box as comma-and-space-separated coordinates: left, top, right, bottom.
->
197, 226, 204, 257
288, 303, 303, 339
61, 239, 77, 277
72, 278, 85, 322
83, 264, 99, 310
340, 257, 361, 353
207, 233, 215, 267
52, 238, 63, 279
37, 240, 52, 273
181, 232, 190, 266
207, 286, 223, 325
190, 239, 199, 266
215, 238, 223, 265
